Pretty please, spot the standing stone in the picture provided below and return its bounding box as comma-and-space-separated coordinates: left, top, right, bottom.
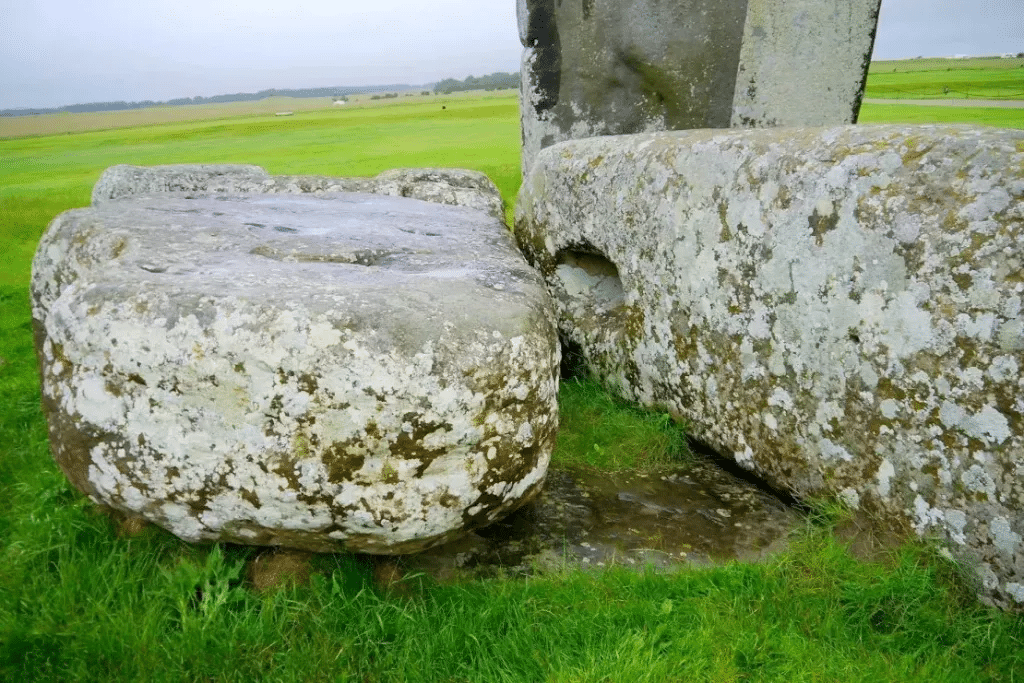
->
518, 0, 882, 173
32, 190, 559, 554
515, 124, 1024, 610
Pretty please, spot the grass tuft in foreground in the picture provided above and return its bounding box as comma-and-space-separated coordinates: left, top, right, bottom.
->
2, 500, 1022, 681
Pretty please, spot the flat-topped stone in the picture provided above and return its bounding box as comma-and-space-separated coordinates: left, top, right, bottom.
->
32, 191, 559, 554
516, 124, 1024, 610
91, 164, 506, 220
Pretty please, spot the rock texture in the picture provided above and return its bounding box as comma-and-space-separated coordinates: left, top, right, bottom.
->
32, 191, 559, 554
92, 164, 506, 220
515, 124, 1024, 609
518, 0, 882, 173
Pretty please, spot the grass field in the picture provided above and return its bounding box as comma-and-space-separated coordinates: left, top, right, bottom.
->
0, 89, 516, 140
2, 73, 1024, 680
865, 56, 1024, 100
859, 101, 1024, 128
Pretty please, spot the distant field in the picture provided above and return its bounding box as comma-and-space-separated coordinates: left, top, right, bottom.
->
865, 56, 1024, 100
871, 56, 1023, 73
2, 55, 1019, 141
0, 97, 335, 139
0, 89, 516, 139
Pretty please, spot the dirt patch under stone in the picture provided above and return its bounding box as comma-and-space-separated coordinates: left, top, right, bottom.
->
402, 459, 804, 582
246, 549, 317, 594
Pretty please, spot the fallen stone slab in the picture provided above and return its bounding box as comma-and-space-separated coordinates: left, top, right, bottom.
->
32, 191, 559, 554
517, 0, 882, 173
516, 124, 1024, 610
92, 164, 506, 220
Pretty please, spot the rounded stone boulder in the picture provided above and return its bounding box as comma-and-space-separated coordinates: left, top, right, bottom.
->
31, 191, 560, 554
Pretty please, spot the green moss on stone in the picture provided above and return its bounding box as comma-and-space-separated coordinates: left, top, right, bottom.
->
381, 462, 399, 484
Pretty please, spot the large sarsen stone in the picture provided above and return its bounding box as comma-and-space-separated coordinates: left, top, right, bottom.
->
518, 0, 882, 173
32, 191, 559, 554
516, 125, 1024, 609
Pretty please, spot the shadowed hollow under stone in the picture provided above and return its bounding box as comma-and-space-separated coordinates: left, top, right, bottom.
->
404, 459, 803, 581
31, 191, 560, 554
243, 458, 805, 589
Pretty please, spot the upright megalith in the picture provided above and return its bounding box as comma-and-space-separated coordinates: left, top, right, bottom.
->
729, 1, 882, 128
515, 124, 1024, 610
518, 0, 882, 173
32, 180, 559, 554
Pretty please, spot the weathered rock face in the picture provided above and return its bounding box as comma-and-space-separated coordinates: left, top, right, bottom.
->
92, 164, 506, 220
32, 191, 559, 554
515, 124, 1024, 610
91, 164, 271, 204
518, 0, 882, 173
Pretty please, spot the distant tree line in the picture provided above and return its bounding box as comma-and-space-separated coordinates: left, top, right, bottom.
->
0, 84, 414, 117
433, 72, 519, 94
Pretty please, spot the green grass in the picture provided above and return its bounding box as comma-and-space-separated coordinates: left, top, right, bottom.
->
865, 57, 1024, 99
554, 377, 690, 472
859, 102, 1024, 129
2, 86, 1024, 681
2, 480, 1021, 681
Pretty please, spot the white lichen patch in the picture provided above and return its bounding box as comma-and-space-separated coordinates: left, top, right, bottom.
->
839, 488, 861, 509
516, 124, 1024, 610
32, 190, 559, 554
876, 460, 896, 499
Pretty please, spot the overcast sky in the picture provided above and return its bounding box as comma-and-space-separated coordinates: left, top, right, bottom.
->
1, 0, 1020, 110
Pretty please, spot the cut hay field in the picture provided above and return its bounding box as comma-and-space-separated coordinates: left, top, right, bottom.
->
0, 97, 338, 139
2, 85, 1023, 681
0, 88, 515, 139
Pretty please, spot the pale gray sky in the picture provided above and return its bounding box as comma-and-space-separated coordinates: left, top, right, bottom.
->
872, 0, 1021, 60
0, 0, 1020, 110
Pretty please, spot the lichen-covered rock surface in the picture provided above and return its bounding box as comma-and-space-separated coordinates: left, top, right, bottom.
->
517, 0, 882, 173
92, 164, 506, 220
515, 124, 1024, 609
32, 191, 559, 554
